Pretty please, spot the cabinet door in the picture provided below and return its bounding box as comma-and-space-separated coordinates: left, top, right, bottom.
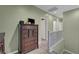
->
0, 33, 5, 54
21, 25, 29, 53
20, 25, 38, 53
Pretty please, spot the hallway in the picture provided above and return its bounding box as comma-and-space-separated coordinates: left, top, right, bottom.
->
27, 39, 48, 54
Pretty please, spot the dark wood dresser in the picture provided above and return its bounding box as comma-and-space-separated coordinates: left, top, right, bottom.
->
18, 21, 38, 53
0, 33, 5, 54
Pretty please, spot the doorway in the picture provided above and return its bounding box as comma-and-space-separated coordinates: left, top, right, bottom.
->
27, 15, 48, 54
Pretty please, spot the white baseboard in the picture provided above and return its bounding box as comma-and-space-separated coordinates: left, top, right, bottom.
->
62, 49, 74, 54
8, 50, 18, 54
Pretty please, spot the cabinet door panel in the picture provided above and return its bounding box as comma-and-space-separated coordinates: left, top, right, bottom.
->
20, 24, 38, 53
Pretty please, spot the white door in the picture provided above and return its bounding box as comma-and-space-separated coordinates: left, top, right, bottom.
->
40, 19, 46, 40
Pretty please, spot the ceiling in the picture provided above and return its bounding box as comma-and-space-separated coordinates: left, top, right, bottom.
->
35, 5, 79, 18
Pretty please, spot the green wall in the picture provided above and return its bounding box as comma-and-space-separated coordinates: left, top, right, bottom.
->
46, 14, 57, 32
64, 8, 79, 53
0, 5, 46, 53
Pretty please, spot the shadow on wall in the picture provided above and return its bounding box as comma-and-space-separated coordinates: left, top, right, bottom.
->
9, 25, 18, 53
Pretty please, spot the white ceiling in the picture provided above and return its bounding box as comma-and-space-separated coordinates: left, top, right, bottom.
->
35, 5, 79, 17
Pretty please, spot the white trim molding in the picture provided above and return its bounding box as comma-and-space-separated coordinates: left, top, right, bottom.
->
63, 49, 74, 54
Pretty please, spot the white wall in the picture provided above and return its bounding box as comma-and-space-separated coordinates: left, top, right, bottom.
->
53, 18, 63, 32
0, 5, 46, 53
64, 8, 79, 53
